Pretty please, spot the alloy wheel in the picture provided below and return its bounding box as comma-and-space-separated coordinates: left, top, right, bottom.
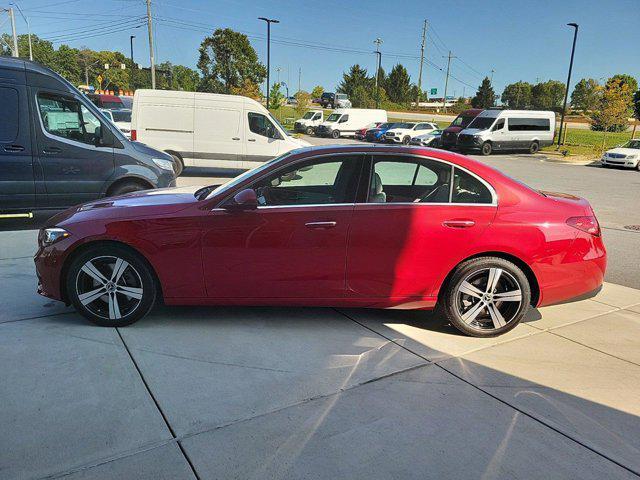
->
75, 256, 144, 321
454, 267, 523, 331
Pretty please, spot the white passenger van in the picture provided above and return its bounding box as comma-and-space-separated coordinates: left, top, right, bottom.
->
314, 108, 387, 139
131, 89, 311, 172
457, 109, 556, 155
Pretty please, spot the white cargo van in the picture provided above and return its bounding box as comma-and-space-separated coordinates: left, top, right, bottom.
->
457, 109, 556, 155
131, 89, 311, 172
293, 109, 323, 134
314, 108, 387, 139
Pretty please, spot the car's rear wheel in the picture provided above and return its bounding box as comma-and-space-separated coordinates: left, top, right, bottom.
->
529, 141, 540, 154
481, 142, 492, 156
441, 257, 531, 337
402, 136, 411, 145
66, 245, 157, 327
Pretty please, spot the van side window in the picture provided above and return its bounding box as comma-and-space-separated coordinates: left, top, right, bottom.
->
37, 93, 103, 146
248, 112, 280, 139
508, 118, 550, 131
493, 119, 505, 131
339, 115, 349, 123
452, 168, 493, 204
0, 87, 19, 142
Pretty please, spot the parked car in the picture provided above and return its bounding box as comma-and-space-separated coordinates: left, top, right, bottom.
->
131, 89, 311, 174
410, 129, 443, 147
319, 92, 351, 108
294, 109, 323, 134
441, 109, 483, 149
111, 109, 132, 140
286, 96, 298, 106
384, 122, 439, 144
0, 57, 176, 218
458, 110, 556, 155
87, 93, 124, 110
35, 144, 606, 338
315, 109, 387, 139
119, 95, 133, 109
600, 139, 640, 170
364, 122, 398, 142
355, 122, 382, 140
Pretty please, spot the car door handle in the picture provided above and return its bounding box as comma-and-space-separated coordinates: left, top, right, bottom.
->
443, 219, 475, 228
305, 221, 337, 229
3, 144, 24, 152
232, 137, 240, 140
248, 138, 256, 142
43, 146, 62, 154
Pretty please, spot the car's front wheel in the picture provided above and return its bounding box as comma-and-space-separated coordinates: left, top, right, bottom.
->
306, 126, 314, 135
402, 136, 411, 145
481, 142, 492, 156
441, 257, 531, 337
331, 130, 341, 139
66, 244, 157, 327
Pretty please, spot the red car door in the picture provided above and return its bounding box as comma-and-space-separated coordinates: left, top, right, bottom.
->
346, 154, 497, 303
201, 154, 363, 299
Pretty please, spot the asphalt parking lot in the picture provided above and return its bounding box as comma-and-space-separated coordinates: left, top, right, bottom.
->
3, 137, 640, 479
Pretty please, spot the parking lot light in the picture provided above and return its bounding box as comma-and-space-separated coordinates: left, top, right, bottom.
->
258, 17, 279, 110
558, 22, 579, 148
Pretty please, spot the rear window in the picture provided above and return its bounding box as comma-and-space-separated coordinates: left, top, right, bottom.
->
508, 118, 550, 131
0, 87, 19, 142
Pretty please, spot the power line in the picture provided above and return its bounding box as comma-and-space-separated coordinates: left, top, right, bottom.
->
42, 17, 145, 41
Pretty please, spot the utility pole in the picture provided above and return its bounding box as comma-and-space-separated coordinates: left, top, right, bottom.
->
490, 69, 495, 83
374, 37, 383, 109
146, 0, 156, 89
130, 35, 136, 90
258, 17, 279, 110
417, 19, 427, 103
298, 67, 301, 93
11, 3, 32, 60
276, 66, 281, 84
442, 51, 455, 111
558, 23, 579, 147
9, 7, 18, 57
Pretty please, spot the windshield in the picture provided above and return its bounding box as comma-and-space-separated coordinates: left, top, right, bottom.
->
452, 115, 476, 127
622, 140, 640, 149
112, 110, 131, 122
302, 111, 316, 119
467, 116, 496, 130
326, 113, 341, 122
269, 113, 291, 136
206, 152, 296, 199
394, 123, 415, 129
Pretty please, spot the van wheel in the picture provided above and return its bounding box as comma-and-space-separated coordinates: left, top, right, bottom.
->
529, 141, 540, 154
331, 130, 341, 139
306, 126, 315, 135
108, 180, 149, 197
481, 142, 492, 156
402, 136, 411, 145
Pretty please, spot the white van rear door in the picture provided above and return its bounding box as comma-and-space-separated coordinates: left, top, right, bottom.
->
193, 105, 243, 169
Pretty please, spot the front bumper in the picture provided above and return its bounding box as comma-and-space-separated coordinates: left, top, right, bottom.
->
601, 156, 638, 168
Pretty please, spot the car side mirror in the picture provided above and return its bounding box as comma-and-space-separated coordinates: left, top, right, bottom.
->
227, 188, 258, 210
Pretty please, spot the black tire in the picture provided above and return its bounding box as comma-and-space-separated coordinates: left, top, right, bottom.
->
529, 141, 540, 154
402, 136, 411, 145
306, 126, 315, 135
331, 129, 341, 139
108, 180, 149, 197
440, 256, 531, 337
481, 142, 492, 156
66, 244, 157, 327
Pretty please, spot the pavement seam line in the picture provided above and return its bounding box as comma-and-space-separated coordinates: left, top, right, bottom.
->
114, 327, 201, 480
0, 310, 73, 326
333, 308, 640, 478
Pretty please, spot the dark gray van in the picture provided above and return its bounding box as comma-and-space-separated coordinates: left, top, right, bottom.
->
0, 57, 177, 219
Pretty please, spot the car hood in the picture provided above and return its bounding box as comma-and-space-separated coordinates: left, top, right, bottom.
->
459, 128, 486, 135
606, 147, 639, 156
444, 126, 463, 134
48, 185, 203, 227
415, 133, 437, 139
129, 140, 172, 159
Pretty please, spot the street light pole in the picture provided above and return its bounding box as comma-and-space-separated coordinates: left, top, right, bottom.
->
373, 37, 383, 109
558, 23, 579, 147
258, 17, 279, 110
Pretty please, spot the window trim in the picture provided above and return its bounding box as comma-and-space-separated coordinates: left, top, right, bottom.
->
247, 111, 283, 140
34, 91, 113, 151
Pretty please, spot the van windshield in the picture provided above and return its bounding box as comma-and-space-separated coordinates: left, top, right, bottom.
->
302, 111, 316, 119
467, 116, 496, 130
326, 113, 341, 122
452, 115, 476, 127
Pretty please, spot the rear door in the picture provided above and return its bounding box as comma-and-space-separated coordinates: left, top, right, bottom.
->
33, 91, 114, 209
0, 83, 34, 214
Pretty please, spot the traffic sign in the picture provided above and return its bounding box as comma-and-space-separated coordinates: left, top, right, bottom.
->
430, 88, 438, 95
96, 75, 103, 84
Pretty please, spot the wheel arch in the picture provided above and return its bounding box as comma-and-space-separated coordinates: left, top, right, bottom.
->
437, 251, 540, 307
105, 176, 154, 197
60, 239, 163, 304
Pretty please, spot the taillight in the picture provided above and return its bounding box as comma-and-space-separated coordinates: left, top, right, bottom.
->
566, 216, 600, 236
130, 129, 137, 141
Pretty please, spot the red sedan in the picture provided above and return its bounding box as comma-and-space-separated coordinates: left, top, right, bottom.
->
34, 146, 606, 337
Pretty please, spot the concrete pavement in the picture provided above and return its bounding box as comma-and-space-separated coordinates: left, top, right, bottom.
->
1, 229, 640, 479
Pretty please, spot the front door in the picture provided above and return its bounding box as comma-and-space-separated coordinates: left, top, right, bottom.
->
33, 91, 114, 209
244, 111, 283, 168
202, 154, 363, 299
0, 83, 34, 214
347, 154, 497, 301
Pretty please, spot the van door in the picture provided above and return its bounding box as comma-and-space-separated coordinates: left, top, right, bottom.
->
245, 111, 283, 168
491, 118, 507, 150
193, 103, 243, 169
33, 91, 115, 209
0, 84, 34, 214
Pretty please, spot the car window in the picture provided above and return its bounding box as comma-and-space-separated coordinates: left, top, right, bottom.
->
248, 112, 281, 139
370, 157, 452, 204
37, 92, 103, 146
452, 168, 493, 204
339, 115, 349, 123
313, 113, 321, 120
248, 155, 361, 207
0, 87, 19, 142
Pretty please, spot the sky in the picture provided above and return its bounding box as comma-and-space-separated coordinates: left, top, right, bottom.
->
4, 0, 640, 96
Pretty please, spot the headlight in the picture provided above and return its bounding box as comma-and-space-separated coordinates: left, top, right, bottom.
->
39, 227, 70, 246
627, 155, 637, 160
152, 158, 175, 172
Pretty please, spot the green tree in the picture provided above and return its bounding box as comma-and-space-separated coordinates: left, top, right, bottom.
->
229, 78, 261, 100
531, 80, 565, 111
311, 85, 324, 99
197, 28, 266, 93
632, 89, 640, 137
53, 44, 82, 86
571, 78, 601, 114
269, 82, 284, 109
471, 77, 496, 108
451, 97, 470, 114
610, 74, 638, 95
337, 64, 372, 98
591, 77, 633, 135
294, 90, 312, 116
350, 84, 376, 108
501, 81, 533, 109
172, 65, 200, 91
386, 64, 412, 104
